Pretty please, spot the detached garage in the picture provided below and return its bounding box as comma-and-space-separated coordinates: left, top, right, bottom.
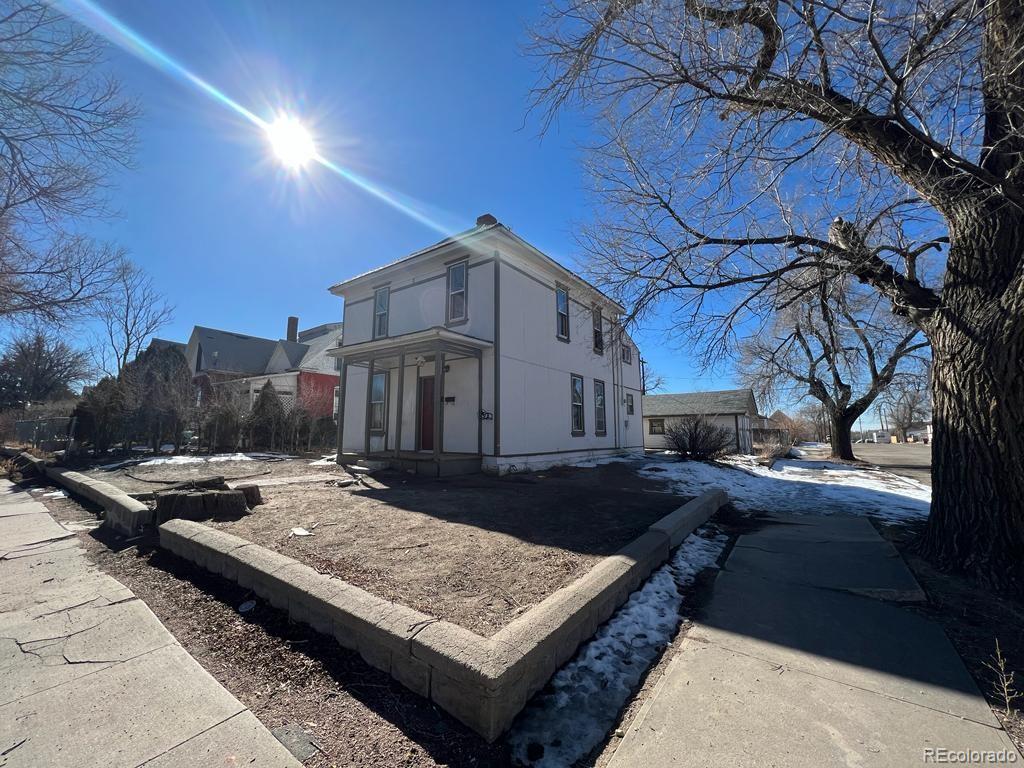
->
642, 389, 759, 454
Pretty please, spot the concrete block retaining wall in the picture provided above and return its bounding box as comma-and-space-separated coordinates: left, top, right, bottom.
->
158, 488, 728, 741
12, 451, 153, 536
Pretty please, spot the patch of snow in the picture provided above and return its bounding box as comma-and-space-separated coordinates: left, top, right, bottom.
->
508, 528, 728, 767
640, 456, 929, 523
136, 452, 255, 467
43, 489, 67, 498
310, 454, 337, 466
788, 446, 807, 458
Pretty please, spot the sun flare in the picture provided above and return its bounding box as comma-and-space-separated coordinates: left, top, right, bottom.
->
266, 115, 316, 170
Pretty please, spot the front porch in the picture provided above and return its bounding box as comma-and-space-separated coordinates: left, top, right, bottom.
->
331, 327, 492, 477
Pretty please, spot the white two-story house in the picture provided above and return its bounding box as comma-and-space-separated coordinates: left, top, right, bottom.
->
328, 214, 644, 475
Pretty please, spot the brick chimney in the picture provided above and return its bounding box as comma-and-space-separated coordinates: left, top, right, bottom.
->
286, 316, 298, 342
476, 213, 497, 227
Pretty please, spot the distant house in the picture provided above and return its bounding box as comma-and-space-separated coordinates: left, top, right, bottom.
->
642, 389, 759, 454
183, 317, 342, 418
328, 214, 643, 476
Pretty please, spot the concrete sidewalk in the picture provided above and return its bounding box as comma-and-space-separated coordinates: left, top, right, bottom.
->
0, 480, 301, 768
608, 512, 1020, 767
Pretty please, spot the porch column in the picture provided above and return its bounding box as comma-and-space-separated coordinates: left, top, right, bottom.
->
476, 350, 483, 455
335, 358, 347, 465
364, 358, 374, 457
394, 353, 405, 459
433, 344, 445, 459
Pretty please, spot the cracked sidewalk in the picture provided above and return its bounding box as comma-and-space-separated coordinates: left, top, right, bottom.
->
0, 479, 300, 768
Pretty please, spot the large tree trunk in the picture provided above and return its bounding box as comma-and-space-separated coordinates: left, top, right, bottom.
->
829, 413, 856, 461
919, 205, 1024, 596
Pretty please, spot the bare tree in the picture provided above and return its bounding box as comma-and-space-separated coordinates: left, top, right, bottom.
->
533, 0, 1024, 593
98, 260, 174, 376
884, 378, 932, 441
641, 359, 667, 394
740, 268, 927, 459
0, 1, 137, 325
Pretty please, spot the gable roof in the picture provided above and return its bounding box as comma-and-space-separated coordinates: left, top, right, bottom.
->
327, 215, 625, 313
191, 326, 280, 375
298, 328, 343, 370
276, 340, 309, 369
643, 389, 758, 417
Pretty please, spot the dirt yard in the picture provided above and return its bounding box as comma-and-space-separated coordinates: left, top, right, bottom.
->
208, 461, 686, 636
76, 453, 347, 495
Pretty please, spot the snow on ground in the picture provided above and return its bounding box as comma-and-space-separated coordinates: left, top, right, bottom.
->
507, 528, 729, 767
310, 454, 337, 466
97, 452, 295, 470
642, 455, 930, 523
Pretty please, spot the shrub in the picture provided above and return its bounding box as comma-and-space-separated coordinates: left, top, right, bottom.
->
664, 415, 735, 461
757, 438, 793, 461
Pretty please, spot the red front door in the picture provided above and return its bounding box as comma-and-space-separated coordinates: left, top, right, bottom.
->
418, 376, 434, 451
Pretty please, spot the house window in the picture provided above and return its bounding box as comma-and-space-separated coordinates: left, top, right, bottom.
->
447, 261, 468, 323
373, 287, 389, 339
594, 379, 607, 435
621, 344, 632, 364
570, 373, 585, 435
369, 372, 387, 432
649, 418, 665, 435
556, 286, 570, 340
592, 307, 604, 354
626, 393, 634, 415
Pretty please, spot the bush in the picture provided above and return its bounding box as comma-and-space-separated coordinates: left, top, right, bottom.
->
664, 415, 735, 461
756, 438, 793, 460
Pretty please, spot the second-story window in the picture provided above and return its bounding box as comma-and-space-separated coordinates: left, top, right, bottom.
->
621, 343, 632, 364
556, 286, 570, 340
373, 287, 389, 339
592, 306, 604, 354
447, 261, 468, 323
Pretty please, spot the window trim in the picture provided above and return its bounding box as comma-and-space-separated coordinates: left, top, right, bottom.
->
594, 378, 607, 436
445, 260, 469, 326
570, 373, 585, 436
649, 418, 665, 435
369, 371, 388, 434
372, 287, 390, 339
555, 285, 571, 342
592, 306, 604, 355
626, 393, 634, 415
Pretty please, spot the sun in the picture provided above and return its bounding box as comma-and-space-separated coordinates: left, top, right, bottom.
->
266, 115, 316, 170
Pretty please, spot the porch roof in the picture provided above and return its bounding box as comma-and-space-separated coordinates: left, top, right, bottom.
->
327, 326, 491, 365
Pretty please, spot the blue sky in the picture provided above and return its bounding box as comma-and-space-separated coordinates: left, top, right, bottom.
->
67, 0, 739, 393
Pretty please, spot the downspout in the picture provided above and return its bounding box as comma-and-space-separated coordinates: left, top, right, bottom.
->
734, 413, 741, 453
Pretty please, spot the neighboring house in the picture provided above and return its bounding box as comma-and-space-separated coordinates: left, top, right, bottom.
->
329, 214, 643, 476
184, 318, 343, 418
643, 389, 759, 454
